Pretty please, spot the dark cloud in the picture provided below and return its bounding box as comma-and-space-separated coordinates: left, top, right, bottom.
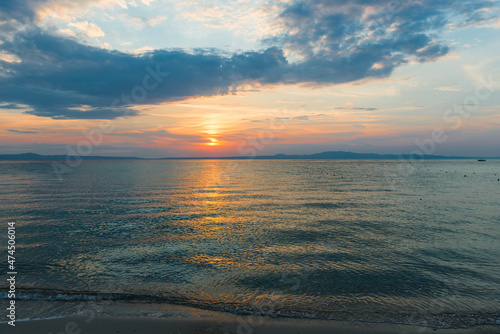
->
0, 0, 40, 22
7, 129, 37, 134
0, 103, 26, 109
0, 0, 102, 23
331, 106, 379, 111
269, 0, 495, 83
0, 0, 495, 119
0, 32, 288, 119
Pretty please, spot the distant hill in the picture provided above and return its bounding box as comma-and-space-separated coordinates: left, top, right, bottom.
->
250, 151, 488, 160
0, 151, 497, 160
0, 153, 141, 160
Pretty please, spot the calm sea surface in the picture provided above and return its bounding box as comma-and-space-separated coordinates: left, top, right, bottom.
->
0, 160, 499, 328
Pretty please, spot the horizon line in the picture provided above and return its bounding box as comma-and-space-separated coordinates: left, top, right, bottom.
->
1, 151, 499, 160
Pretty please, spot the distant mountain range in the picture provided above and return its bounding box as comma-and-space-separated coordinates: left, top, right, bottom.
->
0, 151, 498, 160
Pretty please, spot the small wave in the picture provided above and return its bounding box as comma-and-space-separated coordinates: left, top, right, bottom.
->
0, 291, 140, 302
0, 316, 66, 325
127, 207, 171, 213
165, 213, 218, 220
303, 202, 361, 209
112, 199, 153, 204
2, 290, 499, 329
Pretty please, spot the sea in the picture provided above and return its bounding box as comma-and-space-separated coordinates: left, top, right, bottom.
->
0, 159, 499, 329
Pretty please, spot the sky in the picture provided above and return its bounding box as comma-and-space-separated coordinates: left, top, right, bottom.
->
1, 0, 500, 158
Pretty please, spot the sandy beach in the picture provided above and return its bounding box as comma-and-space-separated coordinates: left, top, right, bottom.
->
2, 314, 499, 334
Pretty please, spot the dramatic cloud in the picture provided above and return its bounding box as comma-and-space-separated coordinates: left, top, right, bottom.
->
0, 0, 44, 22
0, 32, 288, 119
1, 0, 141, 24
0, 0, 496, 119
269, 0, 496, 83
0, 0, 95, 22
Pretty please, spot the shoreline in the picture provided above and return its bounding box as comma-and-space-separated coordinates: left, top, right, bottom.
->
1, 314, 498, 334
2, 298, 499, 333
2, 301, 499, 334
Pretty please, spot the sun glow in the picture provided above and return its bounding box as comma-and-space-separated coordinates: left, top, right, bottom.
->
206, 138, 219, 146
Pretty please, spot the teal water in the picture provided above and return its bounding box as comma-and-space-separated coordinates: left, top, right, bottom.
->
0, 160, 499, 328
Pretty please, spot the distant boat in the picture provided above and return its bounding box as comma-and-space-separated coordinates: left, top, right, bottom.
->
478, 159, 486, 162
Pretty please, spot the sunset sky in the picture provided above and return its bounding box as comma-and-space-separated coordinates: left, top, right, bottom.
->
1, 0, 500, 158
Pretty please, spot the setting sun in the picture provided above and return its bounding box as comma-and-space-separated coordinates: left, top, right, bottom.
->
206, 138, 219, 146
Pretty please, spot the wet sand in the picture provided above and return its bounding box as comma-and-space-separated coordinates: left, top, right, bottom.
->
2, 315, 498, 334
